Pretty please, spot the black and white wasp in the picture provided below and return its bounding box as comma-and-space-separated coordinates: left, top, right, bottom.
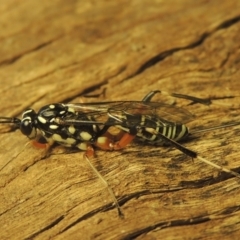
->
0, 90, 239, 216
0, 91, 194, 155
0, 90, 238, 158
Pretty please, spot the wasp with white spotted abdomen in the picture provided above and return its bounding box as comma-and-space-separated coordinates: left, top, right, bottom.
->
0, 90, 240, 216
0, 91, 195, 156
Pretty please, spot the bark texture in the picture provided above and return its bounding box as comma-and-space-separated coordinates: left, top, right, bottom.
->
1, 0, 240, 239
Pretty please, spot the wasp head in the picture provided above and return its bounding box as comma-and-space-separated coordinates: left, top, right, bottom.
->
20, 109, 37, 139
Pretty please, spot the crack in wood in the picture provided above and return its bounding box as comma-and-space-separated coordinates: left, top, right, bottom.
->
179, 169, 240, 187
0, 37, 61, 66
122, 215, 210, 239
59, 206, 112, 234
219, 205, 240, 215
122, 204, 240, 239
216, 15, 240, 30
26, 215, 64, 239
129, 15, 240, 78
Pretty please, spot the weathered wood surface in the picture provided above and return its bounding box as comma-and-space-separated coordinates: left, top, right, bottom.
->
1, 0, 240, 239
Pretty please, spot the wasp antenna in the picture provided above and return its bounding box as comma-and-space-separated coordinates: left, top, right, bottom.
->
209, 99, 240, 108
197, 156, 240, 179
0, 117, 21, 125
191, 122, 240, 134
84, 154, 124, 218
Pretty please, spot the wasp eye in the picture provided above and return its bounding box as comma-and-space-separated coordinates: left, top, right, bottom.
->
20, 118, 36, 138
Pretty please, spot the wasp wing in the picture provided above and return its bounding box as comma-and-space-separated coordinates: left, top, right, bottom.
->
63, 101, 194, 127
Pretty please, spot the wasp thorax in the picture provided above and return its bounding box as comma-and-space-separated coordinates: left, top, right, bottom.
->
20, 109, 37, 139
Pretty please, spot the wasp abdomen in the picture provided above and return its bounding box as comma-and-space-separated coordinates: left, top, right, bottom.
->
135, 116, 189, 143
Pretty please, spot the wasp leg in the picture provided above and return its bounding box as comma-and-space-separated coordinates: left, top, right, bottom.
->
28, 140, 52, 159
29, 135, 55, 158
143, 90, 212, 105
169, 92, 212, 105
142, 90, 160, 102
31, 140, 50, 149
85, 144, 95, 158
92, 132, 114, 150
83, 145, 123, 217
30, 134, 54, 149
110, 132, 136, 150
30, 139, 53, 159
94, 130, 136, 150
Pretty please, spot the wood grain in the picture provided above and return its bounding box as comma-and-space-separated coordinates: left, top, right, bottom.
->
1, 0, 240, 239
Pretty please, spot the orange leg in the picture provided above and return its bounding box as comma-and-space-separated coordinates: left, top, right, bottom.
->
111, 132, 135, 150
31, 140, 49, 149
83, 147, 124, 217
85, 145, 95, 158
29, 139, 53, 159
94, 130, 136, 150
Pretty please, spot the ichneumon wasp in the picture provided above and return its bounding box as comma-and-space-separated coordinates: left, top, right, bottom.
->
0, 90, 240, 217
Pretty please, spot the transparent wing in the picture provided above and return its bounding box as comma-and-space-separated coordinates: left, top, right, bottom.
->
63, 101, 194, 126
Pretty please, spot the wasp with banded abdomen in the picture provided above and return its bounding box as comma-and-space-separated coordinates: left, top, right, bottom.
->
0, 90, 239, 216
